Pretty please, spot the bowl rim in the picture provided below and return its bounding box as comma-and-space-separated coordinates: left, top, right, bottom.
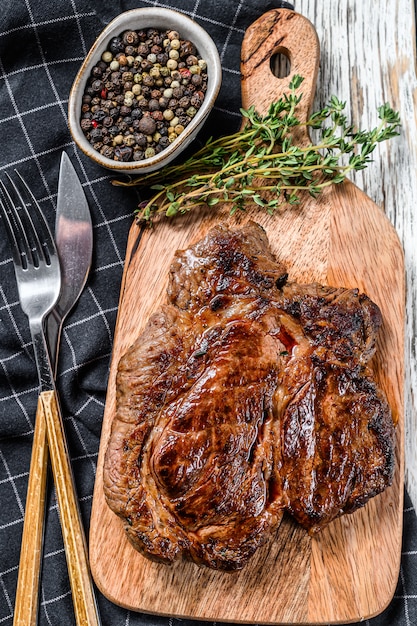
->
68, 7, 222, 174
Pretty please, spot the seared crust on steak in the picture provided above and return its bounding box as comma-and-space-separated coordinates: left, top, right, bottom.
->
103, 222, 395, 570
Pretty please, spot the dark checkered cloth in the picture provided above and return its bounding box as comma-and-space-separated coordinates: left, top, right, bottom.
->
0, 1, 416, 625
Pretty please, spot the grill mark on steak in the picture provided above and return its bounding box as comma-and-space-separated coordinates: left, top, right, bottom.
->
103, 221, 395, 570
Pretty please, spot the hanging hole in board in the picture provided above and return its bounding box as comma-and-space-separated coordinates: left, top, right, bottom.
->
270, 48, 291, 78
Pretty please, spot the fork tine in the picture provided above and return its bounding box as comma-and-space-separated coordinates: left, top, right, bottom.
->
14, 170, 56, 265
6, 172, 43, 267
0, 171, 55, 269
0, 178, 33, 270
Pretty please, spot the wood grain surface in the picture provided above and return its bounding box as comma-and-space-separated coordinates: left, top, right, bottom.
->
89, 8, 405, 625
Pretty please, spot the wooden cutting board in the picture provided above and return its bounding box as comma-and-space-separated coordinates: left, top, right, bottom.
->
89, 9, 404, 624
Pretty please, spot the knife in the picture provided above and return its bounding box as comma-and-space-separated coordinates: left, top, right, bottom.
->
12, 152, 98, 626
47, 152, 93, 371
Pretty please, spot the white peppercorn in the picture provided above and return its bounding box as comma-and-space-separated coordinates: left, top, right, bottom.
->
163, 109, 175, 121
101, 51, 113, 63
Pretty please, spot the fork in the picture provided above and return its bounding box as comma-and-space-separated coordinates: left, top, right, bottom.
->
0, 172, 101, 626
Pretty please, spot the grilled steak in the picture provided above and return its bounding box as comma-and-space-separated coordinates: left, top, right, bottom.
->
103, 221, 395, 570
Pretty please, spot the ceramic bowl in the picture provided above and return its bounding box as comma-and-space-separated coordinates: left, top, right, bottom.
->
68, 8, 222, 175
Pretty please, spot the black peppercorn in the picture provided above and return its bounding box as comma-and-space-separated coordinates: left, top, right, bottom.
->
148, 98, 160, 112
180, 40, 196, 57
134, 132, 147, 147
178, 96, 190, 108
114, 145, 133, 161
125, 45, 136, 56
91, 80, 103, 93
123, 30, 139, 46
108, 125, 119, 136
109, 37, 124, 55
191, 74, 203, 87
92, 66, 103, 78
122, 71, 133, 82
138, 43, 149, 56
158, 136, 170, 149
172, 86, 184, 99
90, 128, 103, 142
142, 74, 154, 87
190, 93, 203, 107
80, 118, 92, 132
100, 145, 115, 158
157, 53, 169, 65
137, 116, 156, 135
92, 109, 106, 122
137, 98, 149, 110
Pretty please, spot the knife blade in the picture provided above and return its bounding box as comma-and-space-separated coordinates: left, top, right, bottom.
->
47, 152, 93, 371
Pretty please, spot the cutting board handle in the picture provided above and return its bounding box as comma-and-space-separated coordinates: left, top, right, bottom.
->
240, 8, 320, 142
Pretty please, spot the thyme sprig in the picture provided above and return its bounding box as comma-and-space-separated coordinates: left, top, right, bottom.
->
114, 75, 400, 222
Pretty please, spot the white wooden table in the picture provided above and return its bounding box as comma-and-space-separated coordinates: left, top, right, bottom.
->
295, 0, 417, 510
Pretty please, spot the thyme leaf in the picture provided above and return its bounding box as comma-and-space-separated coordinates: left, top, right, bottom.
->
114, 75, 401, 223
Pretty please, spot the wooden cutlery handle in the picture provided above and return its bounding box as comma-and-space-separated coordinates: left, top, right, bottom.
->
40, 390, 101, 626
13, 402, 48, 626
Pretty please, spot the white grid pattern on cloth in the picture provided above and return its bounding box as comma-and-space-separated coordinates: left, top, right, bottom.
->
0, 1, 416, 625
